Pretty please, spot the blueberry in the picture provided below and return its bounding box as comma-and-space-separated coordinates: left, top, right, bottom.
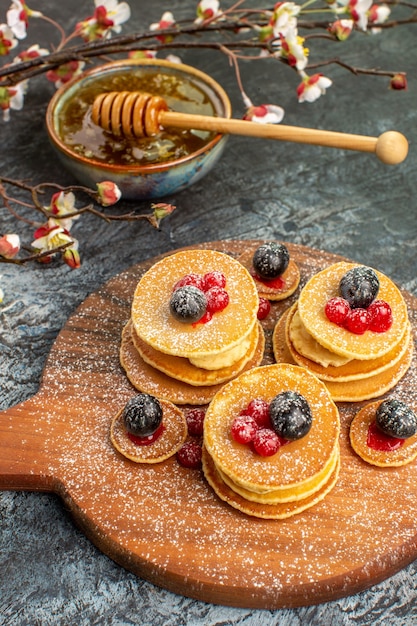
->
269, 391, 312, 440
252, 242, 290, 280
123, 393, 163, 437
376, 399, 417, 439
339, 266, 379, 309
170, 285, 207, 323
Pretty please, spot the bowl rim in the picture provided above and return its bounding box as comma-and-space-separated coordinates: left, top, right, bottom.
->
45, 58, 232, 174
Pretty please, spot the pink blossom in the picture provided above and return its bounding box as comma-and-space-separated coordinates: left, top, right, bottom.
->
165, 53, 182, 64
48, 191, 80, 230
32, 218, 79, 266
128, 50, 156, 60
13, 42, 49, 62
149, 11, 176, 43
96, 181, 122, 206
195, 0, 222, 24
390, 74, 407, 90
0, 233, 20, 258
279, 30, 308, 70
76, 0, 131, 42
340, 0, 373, 31
46, 60, 85, 88
0, 23, 18, 55
328, 19, 354, 41
368, 3, 390, 24
243, 103, 284, 124
270, 2, 300, 38
6, 1, 41, 40
0, 81, 26, 121
297, 73, 332, 103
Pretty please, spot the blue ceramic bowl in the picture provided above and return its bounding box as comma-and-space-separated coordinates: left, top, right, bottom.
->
46, 59, 231, 200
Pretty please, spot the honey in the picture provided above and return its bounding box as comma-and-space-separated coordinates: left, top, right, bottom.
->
57, 68, 217, 166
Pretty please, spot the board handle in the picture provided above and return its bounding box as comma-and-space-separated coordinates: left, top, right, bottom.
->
0, 395, 59, 491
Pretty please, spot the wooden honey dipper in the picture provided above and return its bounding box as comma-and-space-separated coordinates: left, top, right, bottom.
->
91, 90, 409, 165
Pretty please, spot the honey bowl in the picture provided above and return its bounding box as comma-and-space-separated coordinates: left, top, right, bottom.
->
45, 59, 231, 200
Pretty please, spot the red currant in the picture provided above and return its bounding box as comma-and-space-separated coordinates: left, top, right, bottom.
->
245, 398, 271, 428
325, 297, 350, 326
343, 308, 371, 334
205, 286, 229, 314
252, 428, 281, 457
186, 408, 205, 436
231, 414, 258, 444
257, 297, 271, 320
203, 271, 226, 290
368, 300, 393, 333
173, 273, 205, 291
177, 440, 203, 468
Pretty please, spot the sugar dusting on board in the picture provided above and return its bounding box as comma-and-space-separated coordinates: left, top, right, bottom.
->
13, 243, 417, 607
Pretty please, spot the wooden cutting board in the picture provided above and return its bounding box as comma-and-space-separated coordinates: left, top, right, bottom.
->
1, 240, 417, 609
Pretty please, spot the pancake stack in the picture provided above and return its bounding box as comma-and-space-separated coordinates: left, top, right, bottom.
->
273, 262, 412, 402
202, 363, 340, 519
120, 249, 265, 405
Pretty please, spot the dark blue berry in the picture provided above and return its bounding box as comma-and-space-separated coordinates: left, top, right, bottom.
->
376, 399, 417, 439
170, 285, 207, 323
269, 391, 312, 440
252, 242, 290, 280
123, 393, 163, 437
339, 266, 379, 309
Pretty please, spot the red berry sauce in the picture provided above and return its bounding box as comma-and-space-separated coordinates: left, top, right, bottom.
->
251, 271, 285, 290
366, 420, 405, 451
127, 423, 165, 446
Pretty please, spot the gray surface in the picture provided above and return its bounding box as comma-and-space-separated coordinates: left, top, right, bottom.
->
1, 1, 417, 624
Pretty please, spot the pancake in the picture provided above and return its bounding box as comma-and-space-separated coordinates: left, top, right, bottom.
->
215, 442, 339, 504
237, 246, 300, 301
350, 401, 417, 467
203, 363, 340, 497
131, 249, 259, 359
120, 322, 265, 405
288, 305, 352, 368
286, 303, 411, 382
131, 320, 264, 386
273, 309, 414, 402
110, 398, 187, 463
202, 446, 340, 519
297, 262, 409, 361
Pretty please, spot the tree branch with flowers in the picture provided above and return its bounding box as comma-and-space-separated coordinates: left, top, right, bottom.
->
0, 0, 415, 275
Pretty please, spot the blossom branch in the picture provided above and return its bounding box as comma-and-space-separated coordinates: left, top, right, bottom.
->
0, 176, 175, 268
1, 7, 416, 87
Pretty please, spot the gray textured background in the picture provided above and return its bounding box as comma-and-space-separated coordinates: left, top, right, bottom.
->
1, 1, 417, 624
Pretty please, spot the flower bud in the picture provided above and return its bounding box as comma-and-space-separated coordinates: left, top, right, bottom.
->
390, 74, 407, 91
151, 202, 176, 224
63, 247, 81, 269
328, 19, 353, 41
0, 233, 20, 258
96, 181, 122, 206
